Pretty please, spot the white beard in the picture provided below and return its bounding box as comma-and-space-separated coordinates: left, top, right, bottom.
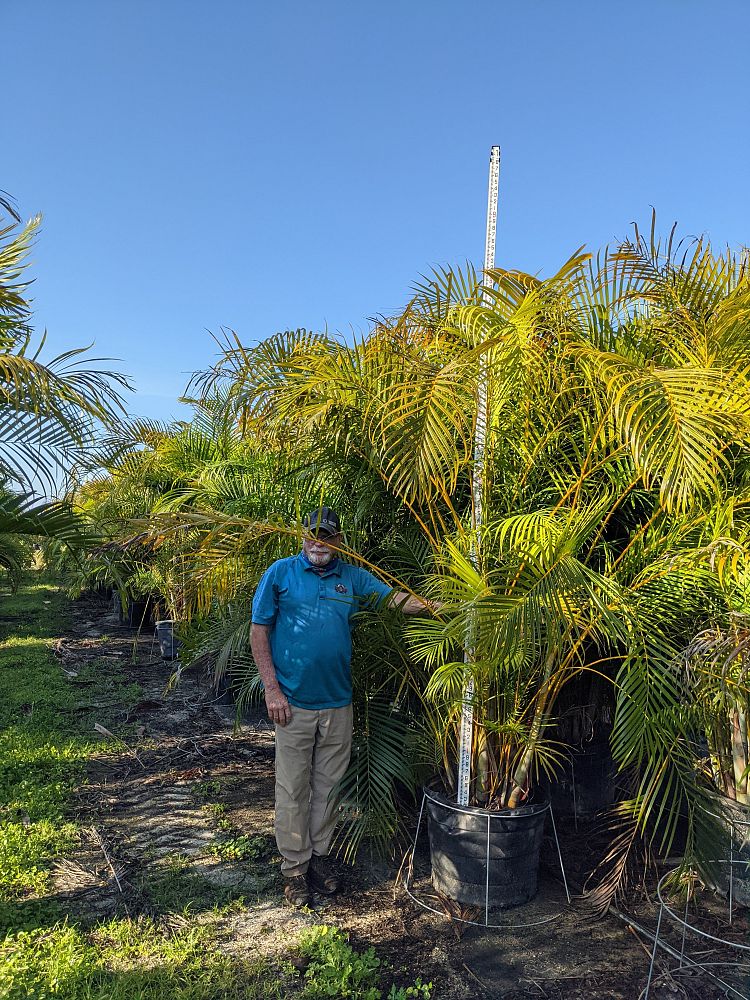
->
306, 548, 334, 566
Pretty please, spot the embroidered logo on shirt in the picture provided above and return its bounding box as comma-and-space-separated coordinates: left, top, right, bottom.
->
335, 584, 348, 594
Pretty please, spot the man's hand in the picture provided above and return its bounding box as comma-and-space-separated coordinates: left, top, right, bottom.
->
390, 591, 444, 615
265, 686, 292, 727
251, 623, 291, 725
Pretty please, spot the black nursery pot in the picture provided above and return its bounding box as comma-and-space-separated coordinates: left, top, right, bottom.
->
545, 739, 617, 819
125, 597, 153, 629
155, 620, 180, 661
425, 787, 548, 910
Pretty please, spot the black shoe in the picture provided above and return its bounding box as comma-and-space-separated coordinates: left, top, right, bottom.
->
283, 874, 311, 907
308, 855, 340, 896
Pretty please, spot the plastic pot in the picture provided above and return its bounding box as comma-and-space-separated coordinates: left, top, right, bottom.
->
717, 801, 750, 908
125, 597, 153, 629
155, 620, 180, 661
546, 740, 617, 819
425, 786, 547, 910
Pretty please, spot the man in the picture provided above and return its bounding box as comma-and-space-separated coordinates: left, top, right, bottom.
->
250, 506, 432, 906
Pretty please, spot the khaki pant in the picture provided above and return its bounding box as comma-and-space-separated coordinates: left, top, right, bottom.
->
274, 704, 353, 876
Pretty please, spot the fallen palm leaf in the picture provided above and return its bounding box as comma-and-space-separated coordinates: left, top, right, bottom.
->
93, 722, 145, 768
88, 826, 127, 894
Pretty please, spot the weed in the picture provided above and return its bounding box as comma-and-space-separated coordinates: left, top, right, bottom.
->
193, 780, 222, 799
211, 834, 270, 862
297, 926, 432, 1000
298, 924, 381, 999
204, 801, 227, 817
386, 981, 433, 999
0, 897, 62, 935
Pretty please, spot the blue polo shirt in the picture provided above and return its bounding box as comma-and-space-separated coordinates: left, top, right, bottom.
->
251, 552, 393, 709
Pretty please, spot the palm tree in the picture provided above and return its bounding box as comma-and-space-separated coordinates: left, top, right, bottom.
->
84, 217, 750, 895
0, 203, 131, 496
178, 219, 750, 892
0, 196, 131, 581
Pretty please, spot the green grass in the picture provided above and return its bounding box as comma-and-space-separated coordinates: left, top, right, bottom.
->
0, 917, 286, 1000
145, 869, 244, 914
0, 579, 139, 932
140, 854, 246, 914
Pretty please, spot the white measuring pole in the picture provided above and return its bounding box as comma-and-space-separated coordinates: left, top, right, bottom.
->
457, 145, 501, 807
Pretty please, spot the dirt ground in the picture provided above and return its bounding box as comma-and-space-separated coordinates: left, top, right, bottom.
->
49, 594, 750, 999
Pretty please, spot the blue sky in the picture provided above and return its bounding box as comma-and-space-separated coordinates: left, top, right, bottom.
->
6, 1, 750, 422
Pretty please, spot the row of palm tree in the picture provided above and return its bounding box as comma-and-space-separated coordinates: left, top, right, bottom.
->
66, 216, 750, 904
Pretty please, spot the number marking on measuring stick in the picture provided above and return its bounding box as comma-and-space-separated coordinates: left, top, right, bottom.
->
457, 674, 474, 806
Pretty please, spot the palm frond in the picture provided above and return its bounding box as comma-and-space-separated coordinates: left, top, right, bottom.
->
331, 698, 420, 863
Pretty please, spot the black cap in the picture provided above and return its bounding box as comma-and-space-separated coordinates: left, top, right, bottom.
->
302, 506, 341, 538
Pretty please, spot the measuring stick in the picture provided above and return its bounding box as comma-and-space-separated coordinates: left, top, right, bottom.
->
457, 145, 501, 807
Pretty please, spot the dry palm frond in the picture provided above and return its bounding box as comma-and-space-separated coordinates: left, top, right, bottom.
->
87, 826, 128, 893
53, 858, 109, 893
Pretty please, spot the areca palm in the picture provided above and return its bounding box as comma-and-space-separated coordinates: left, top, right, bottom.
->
685, 615, 750, 809
87, 218, 750, 895
186, 221, 749, 881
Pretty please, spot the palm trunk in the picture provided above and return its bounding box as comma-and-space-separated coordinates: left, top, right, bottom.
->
475, 727, 489, 804
507, 648, 557, 808
476, 680, 500, 804
710, 718, 735, 799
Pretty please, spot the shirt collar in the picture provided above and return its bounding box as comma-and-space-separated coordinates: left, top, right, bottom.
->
298, 550, 342, 577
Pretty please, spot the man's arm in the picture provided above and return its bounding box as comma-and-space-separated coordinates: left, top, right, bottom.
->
352, 567, 441, 616
388, 591, 441, 615
250, 623, 292, 726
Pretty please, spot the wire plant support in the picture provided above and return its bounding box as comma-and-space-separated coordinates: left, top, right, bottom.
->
403, 788, 571, 930
640, 808, 750, 999
641, 863, 750, 1000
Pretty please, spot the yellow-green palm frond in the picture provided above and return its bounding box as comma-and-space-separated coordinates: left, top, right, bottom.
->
367, 348, 474, 505
408, 263, 483, 328
573, 346, 750, 510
